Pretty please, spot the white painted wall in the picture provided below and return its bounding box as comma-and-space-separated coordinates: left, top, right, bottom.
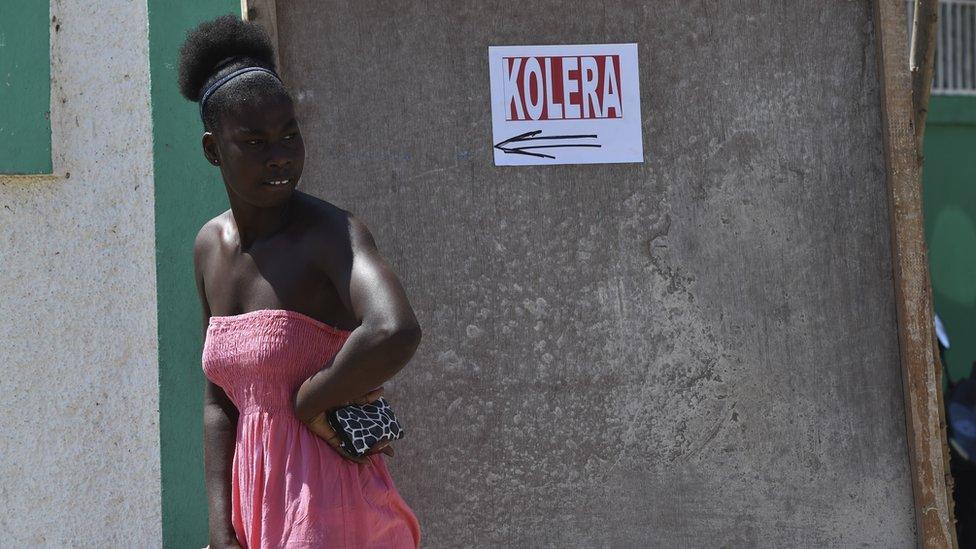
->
0, 0, 160, 545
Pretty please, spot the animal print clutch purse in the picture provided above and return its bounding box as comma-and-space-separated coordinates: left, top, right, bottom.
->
326, 396, 404, 457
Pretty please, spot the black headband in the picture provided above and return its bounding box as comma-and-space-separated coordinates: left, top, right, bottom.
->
198, 66, 282, 121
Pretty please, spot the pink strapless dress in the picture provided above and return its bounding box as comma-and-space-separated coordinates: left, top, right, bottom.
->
202, 308, 421, 548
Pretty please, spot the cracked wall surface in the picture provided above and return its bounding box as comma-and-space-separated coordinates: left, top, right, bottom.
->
286, 1, 912, 546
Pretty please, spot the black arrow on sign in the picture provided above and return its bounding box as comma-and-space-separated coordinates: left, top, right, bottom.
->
493, 130, 601, 160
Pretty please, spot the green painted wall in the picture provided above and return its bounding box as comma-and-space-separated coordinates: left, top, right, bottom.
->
923, 96, 976, 384
147, 2, 238, 546
0, 0, 51, 173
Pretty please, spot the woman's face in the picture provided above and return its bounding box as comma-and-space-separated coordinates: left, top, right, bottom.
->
203, 91, 306, 206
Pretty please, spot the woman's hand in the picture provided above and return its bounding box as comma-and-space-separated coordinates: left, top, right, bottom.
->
300, 386, 394, 464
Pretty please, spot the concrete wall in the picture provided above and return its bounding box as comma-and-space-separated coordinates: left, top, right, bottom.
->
277, 0, 916, 546
0, 0, 159, 545
0, 1, 928, 546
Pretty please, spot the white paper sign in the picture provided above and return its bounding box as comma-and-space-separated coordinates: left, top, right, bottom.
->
488, 43, 643, 166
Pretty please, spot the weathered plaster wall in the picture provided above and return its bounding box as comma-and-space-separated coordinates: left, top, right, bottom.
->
278, 0, 916, 546
145, 2, 242, 545
922, 96, 976, 384
0, 0, 159, 545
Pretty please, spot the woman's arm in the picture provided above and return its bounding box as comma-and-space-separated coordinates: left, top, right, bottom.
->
195, 227, 240, 547
293, 212, 422, 423
203, 380, 240, 546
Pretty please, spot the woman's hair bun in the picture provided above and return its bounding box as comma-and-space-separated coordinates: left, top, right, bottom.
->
177, 14, 276, 102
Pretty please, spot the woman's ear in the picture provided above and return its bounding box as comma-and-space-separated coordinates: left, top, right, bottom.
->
202, 132, 220, 166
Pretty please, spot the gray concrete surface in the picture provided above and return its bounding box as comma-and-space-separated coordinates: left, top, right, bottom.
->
0, 0, 160, 546
278, 1, 916, 546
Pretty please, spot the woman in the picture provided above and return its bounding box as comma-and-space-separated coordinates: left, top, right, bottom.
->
182, 15, 423, 548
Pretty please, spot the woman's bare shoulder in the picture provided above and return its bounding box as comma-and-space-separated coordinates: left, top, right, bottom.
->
193, 210, 232, 268
295, 191, 353, 241
299, 191, 377, 240
294, 192, 367, 273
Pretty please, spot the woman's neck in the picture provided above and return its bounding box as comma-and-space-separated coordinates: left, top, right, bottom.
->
227, 193, 294, 252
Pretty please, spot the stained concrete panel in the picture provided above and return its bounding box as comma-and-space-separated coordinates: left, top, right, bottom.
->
0, 0, 159, 546
277, 1, 915, 546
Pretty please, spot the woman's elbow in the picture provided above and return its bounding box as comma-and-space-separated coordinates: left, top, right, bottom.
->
377, 322, 422, 363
